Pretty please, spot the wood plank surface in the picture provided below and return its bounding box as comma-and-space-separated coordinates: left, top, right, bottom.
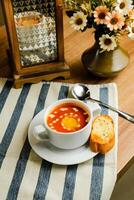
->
0, 13, 134, 179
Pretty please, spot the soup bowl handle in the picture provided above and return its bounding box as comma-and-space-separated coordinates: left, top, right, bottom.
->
89, 102, 101, 118
33, 125, 49, 142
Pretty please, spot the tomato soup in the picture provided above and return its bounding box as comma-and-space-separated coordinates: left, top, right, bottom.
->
47, 103, 90, 133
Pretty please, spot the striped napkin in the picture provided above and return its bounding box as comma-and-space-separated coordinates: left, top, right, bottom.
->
0, 78, 118, 200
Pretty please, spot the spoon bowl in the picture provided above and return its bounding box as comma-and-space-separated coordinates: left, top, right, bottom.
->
71, 84, 134, 123
71, 84, 90, 100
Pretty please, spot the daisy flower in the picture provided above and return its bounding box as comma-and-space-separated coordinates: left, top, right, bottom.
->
128, 22, 134, 40
94, 6, 109, 25
115, 0, 133, 16
70, 12, 87, 31
99, 34, 117, 52
106, 11, 125, 31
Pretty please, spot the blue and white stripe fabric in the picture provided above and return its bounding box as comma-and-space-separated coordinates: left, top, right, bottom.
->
0, 79, 118, 200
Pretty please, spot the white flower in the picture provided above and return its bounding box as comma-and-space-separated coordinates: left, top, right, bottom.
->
128, 22, 134, 40
99, 34, 117, 52
114, 0, 133, 16
105, 11, 125, 31
70, 12, 87, 31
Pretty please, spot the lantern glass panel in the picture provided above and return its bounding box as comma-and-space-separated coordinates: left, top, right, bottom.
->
11, 0, 58, 67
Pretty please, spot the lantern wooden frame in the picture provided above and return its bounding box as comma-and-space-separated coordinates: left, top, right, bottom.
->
2, 0, 70, 88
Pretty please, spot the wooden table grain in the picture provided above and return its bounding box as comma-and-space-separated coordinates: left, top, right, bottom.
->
0, 14, 134, 180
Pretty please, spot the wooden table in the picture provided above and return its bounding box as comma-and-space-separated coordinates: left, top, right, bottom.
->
0, 14, 134, 180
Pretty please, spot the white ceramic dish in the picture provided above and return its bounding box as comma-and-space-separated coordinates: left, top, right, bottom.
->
28, 108, 98, 165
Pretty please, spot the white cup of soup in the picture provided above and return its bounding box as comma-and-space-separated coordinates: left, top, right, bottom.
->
33, 98, 101, 150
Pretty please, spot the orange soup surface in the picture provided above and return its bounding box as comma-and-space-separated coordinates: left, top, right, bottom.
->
47, 103, 90, 133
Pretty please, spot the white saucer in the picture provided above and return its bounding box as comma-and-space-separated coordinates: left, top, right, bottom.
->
28, 109, 98, 165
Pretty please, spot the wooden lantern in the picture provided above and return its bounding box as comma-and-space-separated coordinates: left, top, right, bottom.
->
2, 0, 70, 88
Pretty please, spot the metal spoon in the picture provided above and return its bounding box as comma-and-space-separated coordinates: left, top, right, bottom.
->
71, 84, 134, 123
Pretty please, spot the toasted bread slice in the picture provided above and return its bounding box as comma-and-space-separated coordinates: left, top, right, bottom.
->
90, 115, 115, 154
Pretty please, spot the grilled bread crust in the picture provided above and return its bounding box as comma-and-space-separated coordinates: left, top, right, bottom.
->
90, 115, 115, 154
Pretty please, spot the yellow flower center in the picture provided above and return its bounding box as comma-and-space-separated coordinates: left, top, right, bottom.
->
110, 17, 118, 25
98, 12, 106, 19
119, 2, 125, 9
75, 18, 83, 25
104, 38, 112, 46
